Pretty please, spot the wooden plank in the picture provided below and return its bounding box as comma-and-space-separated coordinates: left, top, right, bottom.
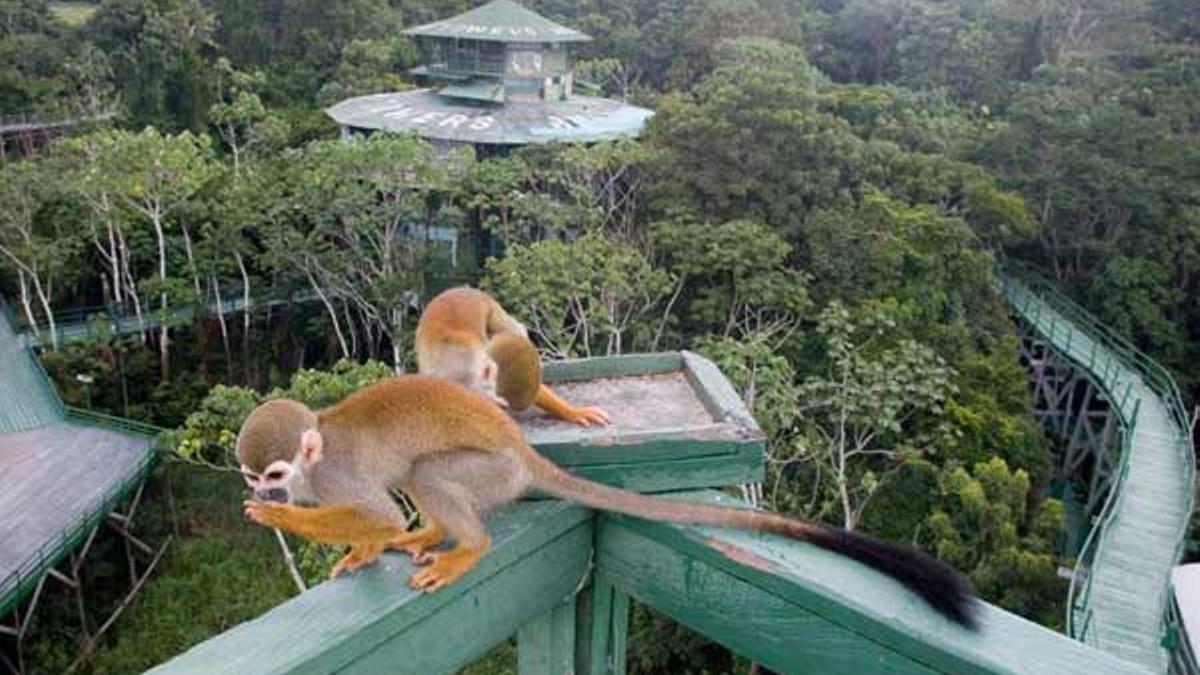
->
595, 491, 1153, 675
537, 434, 752, 467
542, 353, 683, 383
0, 422, 153, 615
575, 573, 629, 675
518, 597, 577, 675
147, 500, 592, 675
569, 452, 764, 494
681, 351, 761, 433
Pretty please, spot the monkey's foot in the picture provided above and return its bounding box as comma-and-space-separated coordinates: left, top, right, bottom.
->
387, 524, 446, 565
565, 405, 612, 427
408, 546, 486, 593
330, 544, 384, 578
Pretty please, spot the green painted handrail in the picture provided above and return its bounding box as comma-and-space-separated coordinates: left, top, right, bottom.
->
1000, 262, 1195, 655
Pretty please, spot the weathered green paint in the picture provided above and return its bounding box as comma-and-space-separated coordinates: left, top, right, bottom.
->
680, 351, 760, 432
575, 574, 629, 675
542, 353, 683, 383
564, 452, 763, 495
518, 598, 577, 675
538, 435, 754, 467
147, 501, 591, 675
596, 491, 1153, 675
531, 352, 766, 494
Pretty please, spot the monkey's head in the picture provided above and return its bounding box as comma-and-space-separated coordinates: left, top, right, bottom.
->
236, 399, 322, 504
487, 333, 542, 411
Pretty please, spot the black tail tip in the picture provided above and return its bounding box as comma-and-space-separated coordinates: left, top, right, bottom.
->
816, 526, 980, 630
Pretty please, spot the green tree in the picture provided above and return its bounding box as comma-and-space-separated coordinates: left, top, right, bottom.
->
0, 157, 81, 347
653, 216, 810, 343
924, 457, 1067, 626
267, 135, 463, 370
483, 233, 674, 357
79, 127, 217, 381
789, 302, 955, 530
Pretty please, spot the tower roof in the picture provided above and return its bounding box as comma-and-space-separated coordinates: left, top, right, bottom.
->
403, 0, 591, 44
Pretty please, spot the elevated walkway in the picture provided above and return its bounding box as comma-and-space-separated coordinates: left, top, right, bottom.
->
0, 296, 161, 620
0, 299, 63, 432
1001, 272, 1195, 671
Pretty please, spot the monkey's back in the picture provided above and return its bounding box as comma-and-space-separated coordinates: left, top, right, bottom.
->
319, 375, 527, 460
416, 288, 492, 344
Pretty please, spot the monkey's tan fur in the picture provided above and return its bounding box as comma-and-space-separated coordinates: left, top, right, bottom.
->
415, 287, 608, 426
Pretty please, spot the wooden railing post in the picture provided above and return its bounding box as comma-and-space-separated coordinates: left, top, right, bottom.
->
574, 573, 629, 675
519, 596, 578, 675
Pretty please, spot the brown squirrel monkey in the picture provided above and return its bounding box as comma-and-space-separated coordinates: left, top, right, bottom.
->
415, 287, 610, 427
236, 376, 978, 628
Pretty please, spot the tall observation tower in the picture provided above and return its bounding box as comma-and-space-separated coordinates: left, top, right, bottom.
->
325, 0, 653, 152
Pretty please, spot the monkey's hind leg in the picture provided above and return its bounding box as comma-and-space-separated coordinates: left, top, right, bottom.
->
387, 518, 447, 565
406, 481, 490, 593
330, 543, 386, 578
405, 450, 529, 593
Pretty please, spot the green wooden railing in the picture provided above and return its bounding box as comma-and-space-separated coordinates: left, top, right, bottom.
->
1000, 263, 1195, 660
148, 492, 1156, 675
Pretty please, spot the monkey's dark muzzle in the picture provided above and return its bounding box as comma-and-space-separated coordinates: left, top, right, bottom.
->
255, 488, 289, 503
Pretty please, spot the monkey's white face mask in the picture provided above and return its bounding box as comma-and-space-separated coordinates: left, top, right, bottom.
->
241, 429, 323, 504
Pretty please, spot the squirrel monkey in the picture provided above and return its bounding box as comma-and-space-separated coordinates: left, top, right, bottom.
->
415, 287, 610, 427
237, 376, 977, 627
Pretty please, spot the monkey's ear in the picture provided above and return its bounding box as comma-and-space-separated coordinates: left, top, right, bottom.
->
480, 360, 497, 383
299, 429, 323, 467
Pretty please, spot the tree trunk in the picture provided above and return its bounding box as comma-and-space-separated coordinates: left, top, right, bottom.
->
211, 275, 233, 381
235, 251, 252, 384
30, 272, 57, 349
16, 272, 42, 344
151, 209, 170, 382
306, 269, 350, 359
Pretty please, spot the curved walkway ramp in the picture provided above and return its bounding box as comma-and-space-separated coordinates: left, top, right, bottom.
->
0, 299, 63, 432
1001, 273, 1195, 671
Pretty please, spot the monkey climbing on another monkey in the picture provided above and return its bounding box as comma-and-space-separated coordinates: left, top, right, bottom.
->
415, 287, 610, 427
236, 376, 979, 628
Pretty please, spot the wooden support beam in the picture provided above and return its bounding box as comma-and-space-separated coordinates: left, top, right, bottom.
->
574, 573, 629, 675
518, 597, 577, 675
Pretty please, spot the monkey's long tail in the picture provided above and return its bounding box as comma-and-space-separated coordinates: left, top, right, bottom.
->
525, 449, 977, 629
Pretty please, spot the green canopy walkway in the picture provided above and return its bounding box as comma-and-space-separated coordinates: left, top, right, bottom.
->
0, 295, 161, 632
14, 293, 302, 346
0, 299, 63, 432
1000, 273, 1195, 672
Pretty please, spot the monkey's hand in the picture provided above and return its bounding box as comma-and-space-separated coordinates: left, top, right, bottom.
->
565, 405, 612, 427
244, 500, 290, 530
242, 501, 405, 545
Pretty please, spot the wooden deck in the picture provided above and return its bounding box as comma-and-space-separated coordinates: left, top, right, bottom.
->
0, 423, 152, 587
